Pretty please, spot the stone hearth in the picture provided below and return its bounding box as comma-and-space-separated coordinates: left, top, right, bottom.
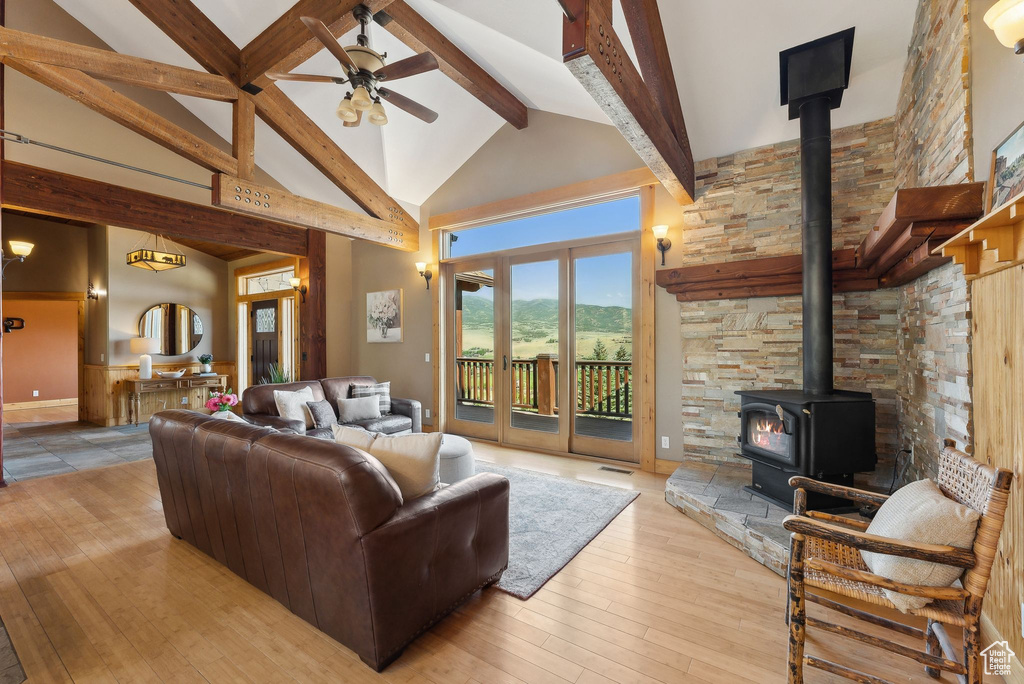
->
665, 460, 890, 576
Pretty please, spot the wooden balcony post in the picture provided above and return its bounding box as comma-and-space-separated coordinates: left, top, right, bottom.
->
536, 354, 557, 416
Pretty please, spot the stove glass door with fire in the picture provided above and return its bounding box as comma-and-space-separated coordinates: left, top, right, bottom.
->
740, 402, 798, 466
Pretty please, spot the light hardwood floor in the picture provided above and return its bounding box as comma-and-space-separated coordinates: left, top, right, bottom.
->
2, 406, 78, 426
0, 439, 982, 683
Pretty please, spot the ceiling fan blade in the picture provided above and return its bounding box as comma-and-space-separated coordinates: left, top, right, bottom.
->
343, 109, 363, 128
266, 71, 345, 84
378, 88, 438, 123
375, 52, 439, 81
300, 16, 358, 73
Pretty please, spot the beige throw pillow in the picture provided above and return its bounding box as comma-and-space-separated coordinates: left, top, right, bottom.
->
861, 479, 980, 612
333, 427, 441, 500
273, 386, 315, 428
336, 396, 381, 424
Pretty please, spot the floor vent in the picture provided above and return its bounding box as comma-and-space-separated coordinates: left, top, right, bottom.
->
598, 466, 633, 475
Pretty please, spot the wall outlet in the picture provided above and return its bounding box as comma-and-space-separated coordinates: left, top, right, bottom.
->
661, 436, 670, 449
424, 409, 431, 419
100, 353, 104, 362
32, 390, 39, 397
424, 353, 430, 363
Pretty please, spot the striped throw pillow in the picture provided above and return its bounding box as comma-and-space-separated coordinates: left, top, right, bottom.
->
351, 381, 391, 415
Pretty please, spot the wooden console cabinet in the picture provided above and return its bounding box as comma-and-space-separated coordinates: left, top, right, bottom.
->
125, 374, 227, 426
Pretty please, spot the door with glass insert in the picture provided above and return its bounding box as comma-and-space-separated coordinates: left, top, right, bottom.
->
445, 259, 500, 441
569, 243, 638, 461
501, 254, 569, 452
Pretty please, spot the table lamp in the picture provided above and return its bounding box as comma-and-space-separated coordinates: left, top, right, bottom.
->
130, 337, 160, 379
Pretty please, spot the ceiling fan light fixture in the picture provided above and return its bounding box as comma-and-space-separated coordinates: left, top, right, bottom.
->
336, 96, 358, 122
369, 100, 388, 126
351, 85, 373, 111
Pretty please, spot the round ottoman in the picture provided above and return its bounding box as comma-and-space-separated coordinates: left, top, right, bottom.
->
438, 434, 475, 484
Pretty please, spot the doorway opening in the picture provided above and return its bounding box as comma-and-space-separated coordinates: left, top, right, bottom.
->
442, 193, 644, 463
234, 258, 299, 394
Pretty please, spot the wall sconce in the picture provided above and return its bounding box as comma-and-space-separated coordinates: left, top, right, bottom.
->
652, 225, 671, 266
985, 0, 1024, 55
416, 262, 433, 290
1, 240, 34, 279
289, 277, 307, 303
87, 282, 100, 300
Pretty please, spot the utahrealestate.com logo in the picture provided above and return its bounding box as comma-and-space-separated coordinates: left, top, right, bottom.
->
981, 640, 1016, 676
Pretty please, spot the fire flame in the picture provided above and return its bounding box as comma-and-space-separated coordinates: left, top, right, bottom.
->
751, 416, 787, 451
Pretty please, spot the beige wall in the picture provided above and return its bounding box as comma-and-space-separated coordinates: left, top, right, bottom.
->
107, 227, 229, 366
970, 0, 1024, 184
1, 212, 90, 293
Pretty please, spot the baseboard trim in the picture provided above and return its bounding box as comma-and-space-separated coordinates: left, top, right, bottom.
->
654, 458, 680, 474
4, 398, 78, 410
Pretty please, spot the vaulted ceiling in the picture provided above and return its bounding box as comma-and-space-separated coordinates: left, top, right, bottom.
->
49, 0, 917, 216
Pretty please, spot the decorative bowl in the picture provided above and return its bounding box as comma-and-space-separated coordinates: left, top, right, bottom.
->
156, 370, 186, 379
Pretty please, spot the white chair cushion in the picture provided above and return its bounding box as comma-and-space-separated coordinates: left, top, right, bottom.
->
273, 386, 315, 428
861, 478, 980, 611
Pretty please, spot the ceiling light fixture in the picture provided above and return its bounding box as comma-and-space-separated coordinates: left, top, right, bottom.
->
985, 0, 1024, 55
1, 240, 33, 278
126, 234, 186, 272
265, 6, 440, 128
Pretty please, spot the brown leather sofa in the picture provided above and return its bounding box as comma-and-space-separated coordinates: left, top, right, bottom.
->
150, 410, 509, 671
242, 376, 421, 439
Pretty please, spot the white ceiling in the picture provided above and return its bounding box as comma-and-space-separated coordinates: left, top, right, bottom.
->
51, 0, 917, 215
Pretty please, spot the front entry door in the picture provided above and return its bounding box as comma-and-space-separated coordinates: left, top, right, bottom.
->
251, 299, 279, 384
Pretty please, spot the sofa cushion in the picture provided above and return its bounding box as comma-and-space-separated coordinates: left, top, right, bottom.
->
352, 414, 412, 435
350, 381, 392, 415
337, 396, 381, 423
242, 380, 324, 416
333, 425, 378, 451
320, 376, 377, 407
306, 400, 338, 430
364, 432, 442, 501
861, 478, 980, 612
274, 386, 316, 428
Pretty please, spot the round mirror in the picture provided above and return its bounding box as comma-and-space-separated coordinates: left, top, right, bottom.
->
138, 303, 204, 356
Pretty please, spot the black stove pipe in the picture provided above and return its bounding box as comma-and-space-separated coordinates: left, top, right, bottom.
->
799, 97, 834, 395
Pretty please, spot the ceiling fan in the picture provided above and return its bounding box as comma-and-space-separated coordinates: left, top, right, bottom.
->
267, 5, 440, 128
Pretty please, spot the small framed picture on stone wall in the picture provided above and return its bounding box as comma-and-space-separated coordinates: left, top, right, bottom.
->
988, 118, 1024, 213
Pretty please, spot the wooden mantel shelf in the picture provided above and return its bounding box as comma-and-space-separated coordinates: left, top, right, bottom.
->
656, 183, 985, 301
934, 189, 1024, 280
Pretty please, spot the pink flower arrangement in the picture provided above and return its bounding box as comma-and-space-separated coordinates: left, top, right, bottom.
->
206, 389, 239, 413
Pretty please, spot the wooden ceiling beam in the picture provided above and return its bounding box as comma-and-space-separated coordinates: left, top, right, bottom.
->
377, 1, 528, 130
2, 161, 309, 256
0, 27, 237, 101
619, 0, 689, 146
6, 59, 237, 174
212, 173, 418, 251
126, 0, 241, 84
240, 0, 395, 91
253, 85, 417, 230
562, 0, 694, 204
232, 94, 256, 179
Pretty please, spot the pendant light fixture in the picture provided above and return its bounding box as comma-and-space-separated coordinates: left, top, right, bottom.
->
368, 99, 388, 126
126, 233, 186, 272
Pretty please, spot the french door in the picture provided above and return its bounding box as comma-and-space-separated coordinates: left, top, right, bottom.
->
444, 237, 639, 462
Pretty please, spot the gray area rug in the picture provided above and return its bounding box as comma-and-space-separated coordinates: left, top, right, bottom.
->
477, 463, 640, 599
0, 618, 25, 684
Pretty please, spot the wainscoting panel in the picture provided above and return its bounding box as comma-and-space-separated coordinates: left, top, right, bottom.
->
971, 264, 1023, 682
83, 362, 236, 426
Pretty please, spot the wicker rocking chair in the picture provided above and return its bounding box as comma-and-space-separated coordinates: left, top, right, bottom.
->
782, 439, 1013, 684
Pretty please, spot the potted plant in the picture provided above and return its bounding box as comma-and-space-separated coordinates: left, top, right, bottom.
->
198, 353, 213, 373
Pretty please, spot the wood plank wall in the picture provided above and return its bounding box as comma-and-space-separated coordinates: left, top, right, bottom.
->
83, 361, 235, 426
971, 263, 1023, 683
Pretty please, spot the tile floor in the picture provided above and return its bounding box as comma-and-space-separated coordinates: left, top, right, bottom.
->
2, 415, 152, 483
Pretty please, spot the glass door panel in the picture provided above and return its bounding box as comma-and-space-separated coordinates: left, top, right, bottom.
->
570, 246, 637, 461
446, 261, 499, 440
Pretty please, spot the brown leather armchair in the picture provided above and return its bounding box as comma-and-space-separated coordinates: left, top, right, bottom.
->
242, 376, 422, 439
150, 410, 509, 671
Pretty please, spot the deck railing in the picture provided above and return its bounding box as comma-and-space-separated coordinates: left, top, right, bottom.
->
455, 356, 632, 418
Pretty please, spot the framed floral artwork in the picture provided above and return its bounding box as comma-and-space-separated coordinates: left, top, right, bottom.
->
366, 289, 403, 343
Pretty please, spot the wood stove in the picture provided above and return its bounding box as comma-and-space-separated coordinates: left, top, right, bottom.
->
736, 29, 877, 509
737, 389, 876, 508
